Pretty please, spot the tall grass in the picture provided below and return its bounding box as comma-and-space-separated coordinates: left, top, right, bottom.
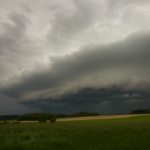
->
0, 115, 150, 150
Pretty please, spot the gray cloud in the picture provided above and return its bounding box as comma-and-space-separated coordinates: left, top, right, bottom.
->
46, 0, 102, 52
0, 13, 30, 50
20, 3, 32, 13
0, 12, 48, 87
0, 12, 30, 84
1, 31, 150, 103
0, 93, 39, 115
1, 0, 150, 114
19, 88, 150, 115
45, 0, 150, 54
106, 0, 150, 12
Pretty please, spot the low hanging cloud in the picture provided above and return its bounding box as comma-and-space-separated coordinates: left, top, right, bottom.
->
1, 31, 150, 104
1, 0, 150, 114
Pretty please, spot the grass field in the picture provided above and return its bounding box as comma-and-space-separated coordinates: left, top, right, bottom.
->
0, 120, 17, 123
0, 115, 150, 150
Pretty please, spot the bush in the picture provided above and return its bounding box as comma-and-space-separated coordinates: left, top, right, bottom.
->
38, 113, 48, 123
50, 115, 57, 123
3, 120, 9, 124
48, 113, 53, 120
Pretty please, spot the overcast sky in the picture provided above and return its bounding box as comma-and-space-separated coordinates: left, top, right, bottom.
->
0, 0, 150, 115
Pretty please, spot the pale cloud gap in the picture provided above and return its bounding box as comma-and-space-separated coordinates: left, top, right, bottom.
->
0, 0, 150, 114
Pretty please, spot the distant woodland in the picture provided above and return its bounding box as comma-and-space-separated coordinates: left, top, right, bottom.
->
1, 110, 150, 121
17, 112, 99, 121
0, 115, 20, 121
0, 112, 99, 121
131, 109, 150, 114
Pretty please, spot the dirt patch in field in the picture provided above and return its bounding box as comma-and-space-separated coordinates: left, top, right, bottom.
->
19, 114, 149, 123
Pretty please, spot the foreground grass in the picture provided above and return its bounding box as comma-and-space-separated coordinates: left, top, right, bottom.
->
0, 120, 17, 123
0, 115, 150, 150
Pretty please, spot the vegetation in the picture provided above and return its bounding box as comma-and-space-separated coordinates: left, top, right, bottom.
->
0, 115, 20, 121
57, 112, 99, 118
38, 113, 57, 123
3, 120, 9, 124
38, 113, 48, 123
0, 120, 17, 123
17, 112, 99, 121
131, 109, 150, 114
17, 113, 41, 121
50, 115, 57, 123
0, 115, 150, 149
48, 113, 54, 120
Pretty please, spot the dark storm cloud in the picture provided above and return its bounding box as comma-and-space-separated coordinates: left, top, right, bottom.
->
19, 88, 150, 114
0, 93, 39, 115
1, 31, 150, 103
1, 0, 150, 115
27, 88, 150, 105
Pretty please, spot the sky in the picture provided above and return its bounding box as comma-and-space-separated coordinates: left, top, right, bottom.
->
0, 0, 150, 115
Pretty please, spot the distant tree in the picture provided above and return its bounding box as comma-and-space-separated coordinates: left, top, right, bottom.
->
3, 120, 9, 124
50, 115, 57, 123
17, 112, 99, 121
131, 109, 150, 114
146, 110, 150, 114
38, 113, 48, 123
48, 113, 53, 120
0, 115, 20, 121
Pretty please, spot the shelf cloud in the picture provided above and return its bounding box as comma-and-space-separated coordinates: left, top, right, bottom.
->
0, 0, 150, 114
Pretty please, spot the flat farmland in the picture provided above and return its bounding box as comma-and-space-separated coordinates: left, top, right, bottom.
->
56, 114, 149, 121
1, 115, 150, 150
19, 114, 148, 123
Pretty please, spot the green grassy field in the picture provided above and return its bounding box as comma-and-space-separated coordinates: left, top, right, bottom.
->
0, 115, 150, 150
0, 120, 17, 123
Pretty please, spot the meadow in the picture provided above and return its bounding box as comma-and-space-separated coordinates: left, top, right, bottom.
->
0, 115, 150, 150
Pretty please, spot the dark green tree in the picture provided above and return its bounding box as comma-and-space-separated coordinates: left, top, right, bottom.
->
38, 113, 48, 123
48, 113, 53, 120
50, 115, 57, 123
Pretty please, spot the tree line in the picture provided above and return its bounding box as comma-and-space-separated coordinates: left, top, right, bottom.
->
17, 112, 99, 121
57, 112, 99, 118
131, 109, 150, 114
0, 115, 20, 121
38, 113, 57, 123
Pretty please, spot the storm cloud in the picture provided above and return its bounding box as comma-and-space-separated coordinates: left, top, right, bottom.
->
0, 0, 150, 114
1, 31, 150, 104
